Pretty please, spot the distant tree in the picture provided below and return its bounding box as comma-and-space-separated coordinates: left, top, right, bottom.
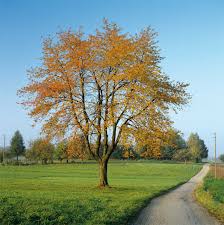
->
10, 130, 25, 161
27, 138, 54, 164
25, 145, 39, 162
138, 130, 186, 160
173, 149, 191, 162
187, 133, 201, 162
219, 154, 224, 162
67, 136, 88, 161
161, 146, 176, 160
199, 139, 208, 159
140, 144, 162, 159
122, 146, 139, 160
187, 133, 208, 162
161, 146, 175, 160
55, 141, 69, 163
161, 132, 186, 160
111, 145, 125, 159
174, 134, 187, 149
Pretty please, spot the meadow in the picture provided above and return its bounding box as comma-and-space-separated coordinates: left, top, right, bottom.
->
195, 164, 224, 223
0, 161, 201, 225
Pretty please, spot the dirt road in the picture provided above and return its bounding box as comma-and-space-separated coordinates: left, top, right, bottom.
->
133, 165, 222, 225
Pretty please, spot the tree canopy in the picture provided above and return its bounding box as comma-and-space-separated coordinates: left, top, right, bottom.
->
19, 20, 190, 186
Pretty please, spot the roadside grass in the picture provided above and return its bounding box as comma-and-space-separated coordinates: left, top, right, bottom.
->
195, 165, 224, 223
0, 162, 201, 225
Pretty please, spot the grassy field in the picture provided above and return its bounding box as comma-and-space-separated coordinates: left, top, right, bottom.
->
0, 161, 201, 225
195, 164, 224, 223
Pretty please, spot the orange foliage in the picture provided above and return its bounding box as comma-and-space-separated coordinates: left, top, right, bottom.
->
67, 136, 87, 160
18, 20, 189, 173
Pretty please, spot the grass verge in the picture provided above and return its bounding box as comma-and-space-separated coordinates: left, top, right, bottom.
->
195, 175, 224, 223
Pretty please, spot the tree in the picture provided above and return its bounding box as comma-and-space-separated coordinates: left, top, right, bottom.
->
219, 154, 224, 162
122, 146, 139, 160
173, 149, 191, 162
18, 20, 190, 187
138, 129, 185, 160
55, 141, 69, 163
161, 132, 186, 160
140, 143, 162, 159
26, 138, 54, 164
10, 130, 25, 161
187, 133, 201, 162
25, 144, 39, 162
67, 135, 88, 160
111, 145, 125, 159
199, 139, 208, 159
187, 133, 208, 162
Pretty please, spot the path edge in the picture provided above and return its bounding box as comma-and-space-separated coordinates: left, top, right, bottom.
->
128, 164, 204, 225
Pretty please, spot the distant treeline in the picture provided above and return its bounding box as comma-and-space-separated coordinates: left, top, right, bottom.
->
0, 130, 209, 165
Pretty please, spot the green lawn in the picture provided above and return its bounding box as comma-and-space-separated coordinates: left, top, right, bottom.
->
0, 162, 201, 225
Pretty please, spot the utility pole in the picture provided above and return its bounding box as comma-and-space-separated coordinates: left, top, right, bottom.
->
214, 132, 217, 179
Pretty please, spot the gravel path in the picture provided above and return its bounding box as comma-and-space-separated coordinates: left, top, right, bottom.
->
133, 165, 222, 225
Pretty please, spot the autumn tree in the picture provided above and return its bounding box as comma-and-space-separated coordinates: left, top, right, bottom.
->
138, 127, 180, 160
19, 20, 189, 187
10, 130, 25, 161
122, 146, 139, 160
67, 135, 88, 160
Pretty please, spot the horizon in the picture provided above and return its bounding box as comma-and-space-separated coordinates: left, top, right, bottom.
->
1, 0, 224, 157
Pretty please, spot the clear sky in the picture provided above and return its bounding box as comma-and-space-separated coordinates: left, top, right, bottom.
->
0, 0, 223, 156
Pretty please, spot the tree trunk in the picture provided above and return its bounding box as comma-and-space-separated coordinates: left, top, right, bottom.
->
99, 160, 109, 187
16, 154, 18, 161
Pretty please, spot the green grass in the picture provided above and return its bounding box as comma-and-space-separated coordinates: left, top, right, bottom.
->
0, 162, 201, 225
195, 175, 224, 223
204, 177, 224, 203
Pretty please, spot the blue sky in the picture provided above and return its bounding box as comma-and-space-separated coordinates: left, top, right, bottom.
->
0, 0, 223, 156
